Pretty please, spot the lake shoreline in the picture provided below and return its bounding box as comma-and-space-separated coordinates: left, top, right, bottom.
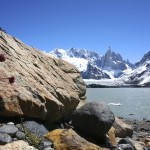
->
86, 84, 150, 88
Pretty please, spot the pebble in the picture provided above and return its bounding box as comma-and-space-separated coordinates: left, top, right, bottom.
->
0, 124, 18, 136
43, 148, 54, 150
7, 122, 14, 125
38, 139, 53, 150
15, 131, 26, 140
0, 133, 12, 144
117, 144, 134, 150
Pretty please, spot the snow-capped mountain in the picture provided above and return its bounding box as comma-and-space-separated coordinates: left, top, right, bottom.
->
50, 47, 133, 79
50, 48, 97, 72
85, 51, 150, 87
122, 51, 150, 86
49, 48, 150, 86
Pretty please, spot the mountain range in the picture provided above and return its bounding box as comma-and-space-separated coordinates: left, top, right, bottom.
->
49, 47, 150, 87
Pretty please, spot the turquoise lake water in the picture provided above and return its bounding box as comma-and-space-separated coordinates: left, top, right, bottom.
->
86, 88, 150, 120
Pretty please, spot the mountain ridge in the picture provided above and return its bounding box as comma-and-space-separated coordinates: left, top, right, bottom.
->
50, 47, 133, 78
50, 48, 150, 86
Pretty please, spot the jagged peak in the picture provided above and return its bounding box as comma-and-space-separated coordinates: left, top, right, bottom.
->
52, 47, 100, 60
103, 47, 123, 62
107, 46, 112, 52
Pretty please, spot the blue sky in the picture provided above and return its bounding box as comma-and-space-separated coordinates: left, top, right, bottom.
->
0, 0, 150, 63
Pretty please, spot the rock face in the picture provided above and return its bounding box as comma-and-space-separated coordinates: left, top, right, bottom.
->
82, 62, 110, 79
0, 31, 86, 123
44, 129, 108, 150
72, 102, 115, 139
101, 49, 127, 71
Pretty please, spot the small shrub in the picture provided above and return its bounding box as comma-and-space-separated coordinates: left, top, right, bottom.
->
24, 128, 43, 148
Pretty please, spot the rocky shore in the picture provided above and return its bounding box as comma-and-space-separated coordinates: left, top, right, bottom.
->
121, 118, 150, 148
0, 110, 150, 150
121, 118, 150, 134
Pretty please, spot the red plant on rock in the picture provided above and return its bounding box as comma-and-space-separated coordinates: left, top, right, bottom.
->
0, 54, 5, 62
0, 76, 15, 84
0, 53, 15, 85
8, 76, 15, 84
0, 54, 15, 84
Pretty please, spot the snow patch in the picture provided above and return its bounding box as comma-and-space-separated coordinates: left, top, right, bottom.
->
63, 57, 88, 71
103, 67, 122, 78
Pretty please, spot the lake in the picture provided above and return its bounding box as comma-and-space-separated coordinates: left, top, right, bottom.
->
86, 88, 150, 120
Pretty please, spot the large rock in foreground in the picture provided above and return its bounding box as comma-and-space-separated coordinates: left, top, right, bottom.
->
72, 102, 115, 139
44, 129, 109, 150
0, 31, 86, 123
